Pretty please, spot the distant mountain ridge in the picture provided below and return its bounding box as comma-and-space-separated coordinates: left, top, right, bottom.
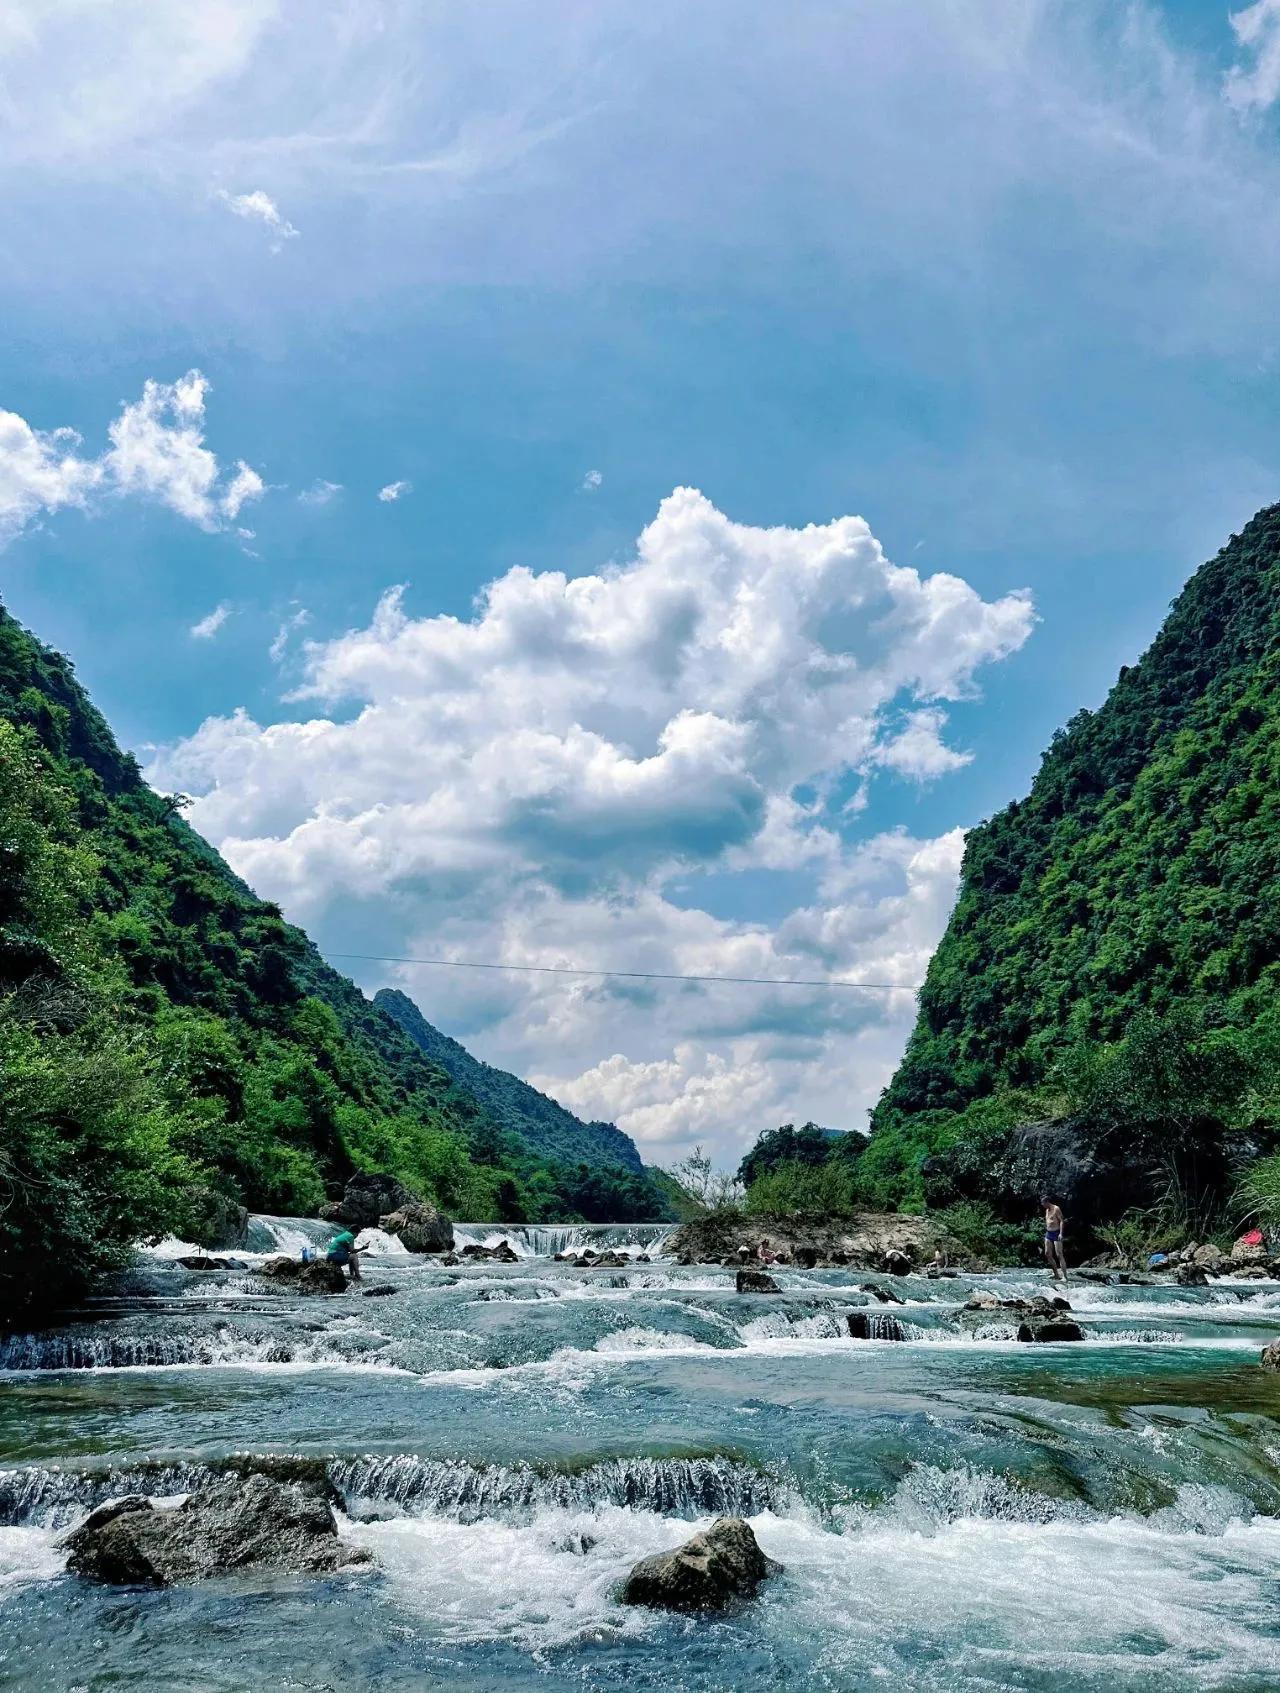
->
375, 988, 644, 1174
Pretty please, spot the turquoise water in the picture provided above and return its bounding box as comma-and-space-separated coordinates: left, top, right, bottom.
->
4, 1222, 1280, 1690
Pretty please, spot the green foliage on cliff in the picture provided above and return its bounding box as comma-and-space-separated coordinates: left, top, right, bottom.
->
0, 604, 659, 1312
869, 505, 1280, 1218
375, 988, 644, 1174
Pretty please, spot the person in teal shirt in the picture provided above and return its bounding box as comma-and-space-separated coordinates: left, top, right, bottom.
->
326, 1230, 365, 1281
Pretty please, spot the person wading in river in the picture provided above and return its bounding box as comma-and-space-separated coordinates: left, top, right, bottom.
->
1041, 1197, 1067, 1283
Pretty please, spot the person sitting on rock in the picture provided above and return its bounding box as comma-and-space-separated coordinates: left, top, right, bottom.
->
326, 1229, 366, 1281
756, 1238, 777, 1265
1041, 1197, 1067, 1283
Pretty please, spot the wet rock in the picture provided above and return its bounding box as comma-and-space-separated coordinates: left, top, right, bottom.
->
438, 1253, 461, 1266
1016, 1314, 1083, 1342
380, 1202, 453, 1254
321, 1172, 415, 1229
1075, 1270, 1113, 1285
736, 1269, 780, 1293
174, 1255, 235, 1271
964, 1290, 1001, 1310
793, 1246, 819, 1269
591, 1252, 628, 1269
177, 1186, 249, 1251
861, 1283, 905, 1305
256, 1257, 346, 1294
1175, 1263, 1209, 1287
847, 1310, 905, 1341
361, 1285, 399, 1299
261, 1342, 294, 1363
1260, 1340, 1280, 1370
634, 1253, 651, 1263
299, 1260, 348, 1294
62, 1472, 370, 1587
619, 1517, 781, 1612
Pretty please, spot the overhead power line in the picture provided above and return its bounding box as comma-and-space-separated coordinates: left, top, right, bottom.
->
325, 951, 921, 992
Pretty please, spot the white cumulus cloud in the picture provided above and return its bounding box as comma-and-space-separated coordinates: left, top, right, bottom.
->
149, 489, 1030, 1164
216, 187, 299, 251
582, 469, 603, 490
0, 370, 266, 547
378, 479, 411, 502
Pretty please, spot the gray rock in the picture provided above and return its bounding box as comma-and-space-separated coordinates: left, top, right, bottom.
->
63, 1472, 370, 1587
1260, 1340, 1280, 1370
619, 1517, 781, 1612
379, 1202, 454, 1254
1016, 1315, 1083, 1342
861, 1283, 905, 1305
255, 1256, 346, 1294
321, 1172, 416, 1229
736, 1268, 779, 1293
1175, 1263, 1209, 1287
177, 1186, 249, 1250
847, 1310, 905, 1341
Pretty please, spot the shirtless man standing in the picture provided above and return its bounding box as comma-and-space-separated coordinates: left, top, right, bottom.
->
1041, 1196, 1066, 1283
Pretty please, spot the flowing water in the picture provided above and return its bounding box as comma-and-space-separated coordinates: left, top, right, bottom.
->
4, 1218, 1280, 1691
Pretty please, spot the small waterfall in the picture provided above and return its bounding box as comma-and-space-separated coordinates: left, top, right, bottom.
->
243, 1215, 338, 1255
331, 1453, 787, 1522
451, 1222, 674, 1258
0, 1461, 215, 1528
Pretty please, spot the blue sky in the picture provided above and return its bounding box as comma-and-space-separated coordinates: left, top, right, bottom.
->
3, 0, 1280, 1167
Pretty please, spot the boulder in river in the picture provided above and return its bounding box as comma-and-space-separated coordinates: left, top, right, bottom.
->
619, 1517, 781, 1612
379, 1202, 454, 1254
736, 1268, 779, 1293
847, 1310, 905, 1341
255, 1256, 347, 1294
174, 1255, 239, 1271
1175, 1263, 1209, 1287
1260, 1340, 1280, 1370
1016, 1314, 1083, 1342
861, 1283, 905, 1305
61, 1472, 370, 1586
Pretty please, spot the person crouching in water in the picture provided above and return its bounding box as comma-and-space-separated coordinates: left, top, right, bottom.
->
1041, 1197, 1066, 1283
326, 1230, 365, 1282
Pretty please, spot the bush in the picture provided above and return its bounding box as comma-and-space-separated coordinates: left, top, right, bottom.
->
744, 1158, 859, 1217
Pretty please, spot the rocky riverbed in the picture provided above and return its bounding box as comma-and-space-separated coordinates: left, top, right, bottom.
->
4, 1215, 1280, 1691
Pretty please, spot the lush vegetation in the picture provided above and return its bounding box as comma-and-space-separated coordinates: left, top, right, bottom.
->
0, 605, 663, 1314
866, 504, 1280, 1239
375, 988, 643, 1174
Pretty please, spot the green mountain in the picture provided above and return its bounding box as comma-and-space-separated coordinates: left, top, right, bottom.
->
0, 603, 661, 1314
375, 988, 643, 1173
863, 504, 1280, 1238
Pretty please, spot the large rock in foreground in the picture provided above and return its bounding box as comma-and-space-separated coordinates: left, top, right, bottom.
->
61, 1473, 370, 1586
380, 1202, 454, 1254
256, 1257, 347, 1294
321, 1172, 415, 1229
619, 1517, 781, 1612
736, 1268, 779, 1293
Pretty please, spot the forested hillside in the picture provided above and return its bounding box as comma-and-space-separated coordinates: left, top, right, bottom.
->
863, 504, 1280, 1241
0, 604, 661, 1314
376, 988, 643, 1173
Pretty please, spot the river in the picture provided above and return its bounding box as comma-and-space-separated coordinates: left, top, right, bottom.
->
3, 1217, 1280, 1690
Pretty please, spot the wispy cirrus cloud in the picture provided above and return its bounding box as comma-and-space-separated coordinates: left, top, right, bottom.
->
190, 602, 232, 640
377, 479, 411, 502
